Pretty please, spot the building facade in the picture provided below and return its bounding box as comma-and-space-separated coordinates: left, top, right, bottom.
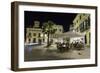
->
25, 21, 47, 44
73, 14, 90, 46
25, 21, 64, 45
51, 25, 64, 43
54, 25, 63, 34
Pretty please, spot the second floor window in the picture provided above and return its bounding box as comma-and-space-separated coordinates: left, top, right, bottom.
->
28, 33, 31, 37
33, 33, 36, 36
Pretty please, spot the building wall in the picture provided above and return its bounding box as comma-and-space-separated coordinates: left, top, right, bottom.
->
25, 20, 64, 44
25, 21, 47, 44
73, 14, 90, 46
26, 28, 43, 43
54, 25, 63, 34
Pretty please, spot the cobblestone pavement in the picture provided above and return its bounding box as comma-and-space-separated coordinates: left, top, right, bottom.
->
24, 44, 90, 61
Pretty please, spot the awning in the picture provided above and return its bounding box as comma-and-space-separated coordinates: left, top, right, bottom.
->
53, 31, 84, 38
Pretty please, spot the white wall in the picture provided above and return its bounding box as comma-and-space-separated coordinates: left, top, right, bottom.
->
0, 0, 99, 73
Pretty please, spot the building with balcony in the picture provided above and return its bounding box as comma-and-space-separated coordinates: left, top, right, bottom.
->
72, 14, 90, 46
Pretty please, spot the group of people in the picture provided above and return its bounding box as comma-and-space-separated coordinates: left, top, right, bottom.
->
56, 41, 84, 52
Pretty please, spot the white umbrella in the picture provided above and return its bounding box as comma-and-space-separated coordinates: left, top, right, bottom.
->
53, 31, 84, 38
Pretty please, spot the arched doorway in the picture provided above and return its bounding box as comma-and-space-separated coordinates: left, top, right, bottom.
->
33, 38, 36, 43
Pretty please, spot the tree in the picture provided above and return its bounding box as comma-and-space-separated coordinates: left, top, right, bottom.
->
42, 21, 56, 47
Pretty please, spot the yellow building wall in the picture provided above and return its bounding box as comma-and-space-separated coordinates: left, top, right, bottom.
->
85, 30, 90, 46
73, 14, 90, 47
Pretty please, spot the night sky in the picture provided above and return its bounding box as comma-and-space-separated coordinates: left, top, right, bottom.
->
24, 11, 77, 32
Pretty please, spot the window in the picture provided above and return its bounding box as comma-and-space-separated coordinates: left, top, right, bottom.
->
59, 29, 62, 32
38, 39, 42, 44
80, 15, 81, 20
88, 17, 90, 27
80, 23, 84, 32
77, 20, 78, 23
85, 19, 88, 30
33, 33, 36, 36
83, 22, 85, 31
33, 38, 36, 43
85, 35, 87, 44
28, 33, 31, 37
43, 38, 45, 42
85, 17, 90, 30
29, 39, 31, 43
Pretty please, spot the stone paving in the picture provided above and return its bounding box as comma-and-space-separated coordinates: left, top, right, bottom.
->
24, 44, 90, 61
